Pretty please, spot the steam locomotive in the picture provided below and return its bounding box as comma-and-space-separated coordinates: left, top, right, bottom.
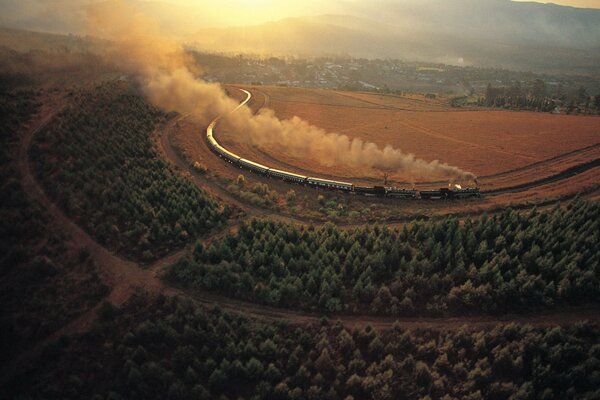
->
207, 121, 480, 200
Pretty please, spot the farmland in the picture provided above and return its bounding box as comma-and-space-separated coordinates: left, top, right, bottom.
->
169, 85, 600, 222
219, 86, 600, 184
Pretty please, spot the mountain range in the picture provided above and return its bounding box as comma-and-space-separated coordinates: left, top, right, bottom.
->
186, 1, 600, 73
1, 0, 599, 73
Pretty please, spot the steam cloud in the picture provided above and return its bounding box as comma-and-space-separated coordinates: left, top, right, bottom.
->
88, 0, 475, 182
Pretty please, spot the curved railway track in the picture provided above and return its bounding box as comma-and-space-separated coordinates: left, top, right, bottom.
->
207, 88, 600, 199
6, 86, 600, 390
10, 93, 599, 341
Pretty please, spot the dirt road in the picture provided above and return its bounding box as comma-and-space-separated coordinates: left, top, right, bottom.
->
15, 93, 600, 336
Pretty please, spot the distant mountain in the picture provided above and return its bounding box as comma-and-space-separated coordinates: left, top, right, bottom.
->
187, 1, 600, 74
1, 0, 599, 74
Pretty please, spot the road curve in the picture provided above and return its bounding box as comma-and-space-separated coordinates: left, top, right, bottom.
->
172, 283, 600, 331
6, 84, 599, 395
17, 93, 600, 332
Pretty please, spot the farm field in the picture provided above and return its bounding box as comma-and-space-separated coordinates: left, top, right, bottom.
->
217, 85, 600, 186
168, 85, 600, 221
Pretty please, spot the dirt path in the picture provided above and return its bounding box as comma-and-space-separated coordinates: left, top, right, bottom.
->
19, 104, 167, 318
16, 94, 600, 335
174, 285, 600, 330
6, 83, 599, 395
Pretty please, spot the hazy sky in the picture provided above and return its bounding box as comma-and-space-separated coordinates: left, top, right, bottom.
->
163, 0, 600, 10
138, 0, 600, 28
1, 0, 600, 36
514, 0, 600, 6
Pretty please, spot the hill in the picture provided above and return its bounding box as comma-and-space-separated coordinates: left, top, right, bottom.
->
187, 1, 600, 73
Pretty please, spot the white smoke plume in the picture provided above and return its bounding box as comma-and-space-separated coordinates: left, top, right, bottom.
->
88, 0, 475, 182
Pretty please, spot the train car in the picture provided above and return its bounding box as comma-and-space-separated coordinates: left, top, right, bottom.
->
307, 177, 354, 192
420, 190, 444, 200
448, 187, 481, 199
421, 187, 481, 200
215, 144, 241, 164
239, 158, 270, 174
354, 186, 377, 196
353, 186, 386, 197
386, 187, 418, 199
268, 168, 308, 184
207, 135, 219, 149
373, 186, 387, 197
206, 121, 217, 139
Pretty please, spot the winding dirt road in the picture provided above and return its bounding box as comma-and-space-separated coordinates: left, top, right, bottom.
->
15, 96, 599, 336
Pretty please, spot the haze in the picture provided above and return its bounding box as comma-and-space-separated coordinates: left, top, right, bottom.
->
1, 0, 600, 72
1, 0, 600, 34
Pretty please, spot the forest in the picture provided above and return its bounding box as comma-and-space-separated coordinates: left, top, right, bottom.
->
482, 81, 600, 114
0, 88, 107, 368
169, 201, 599, 315
29, 81, 228, 262
6, 294, 599, 400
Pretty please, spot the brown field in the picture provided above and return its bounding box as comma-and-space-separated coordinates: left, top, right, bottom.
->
218, 85, 600, 186
169, 85, 599, 221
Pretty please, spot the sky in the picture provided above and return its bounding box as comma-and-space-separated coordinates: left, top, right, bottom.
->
162, 0, 600, 11
1, 0, 600, 36
514, 0, 600, 7
129, 0, 600, 29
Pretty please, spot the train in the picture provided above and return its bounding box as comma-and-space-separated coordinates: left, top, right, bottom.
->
206, 120, 480, 200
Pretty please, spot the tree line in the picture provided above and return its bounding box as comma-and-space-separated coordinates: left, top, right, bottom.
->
29, 81, 228, 262
0, 88, 108, 366
169, 200, 599, 315
6, 294, 599, 399
482, 80, 600, 114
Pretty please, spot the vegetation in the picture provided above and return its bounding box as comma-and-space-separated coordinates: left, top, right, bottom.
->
7, 294, 599, 399
0, 88, 107, 366
169, 201, 600, 315
227, 178, 281, 209
482, 81, 600, 114
3, 29, 599, 400
30, 81, 228, 262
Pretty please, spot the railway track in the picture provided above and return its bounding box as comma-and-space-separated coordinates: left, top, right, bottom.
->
7, 83, 599, 392
484, 157, 600, 195
14, 93, 600, 335
208, 87, 600, 200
